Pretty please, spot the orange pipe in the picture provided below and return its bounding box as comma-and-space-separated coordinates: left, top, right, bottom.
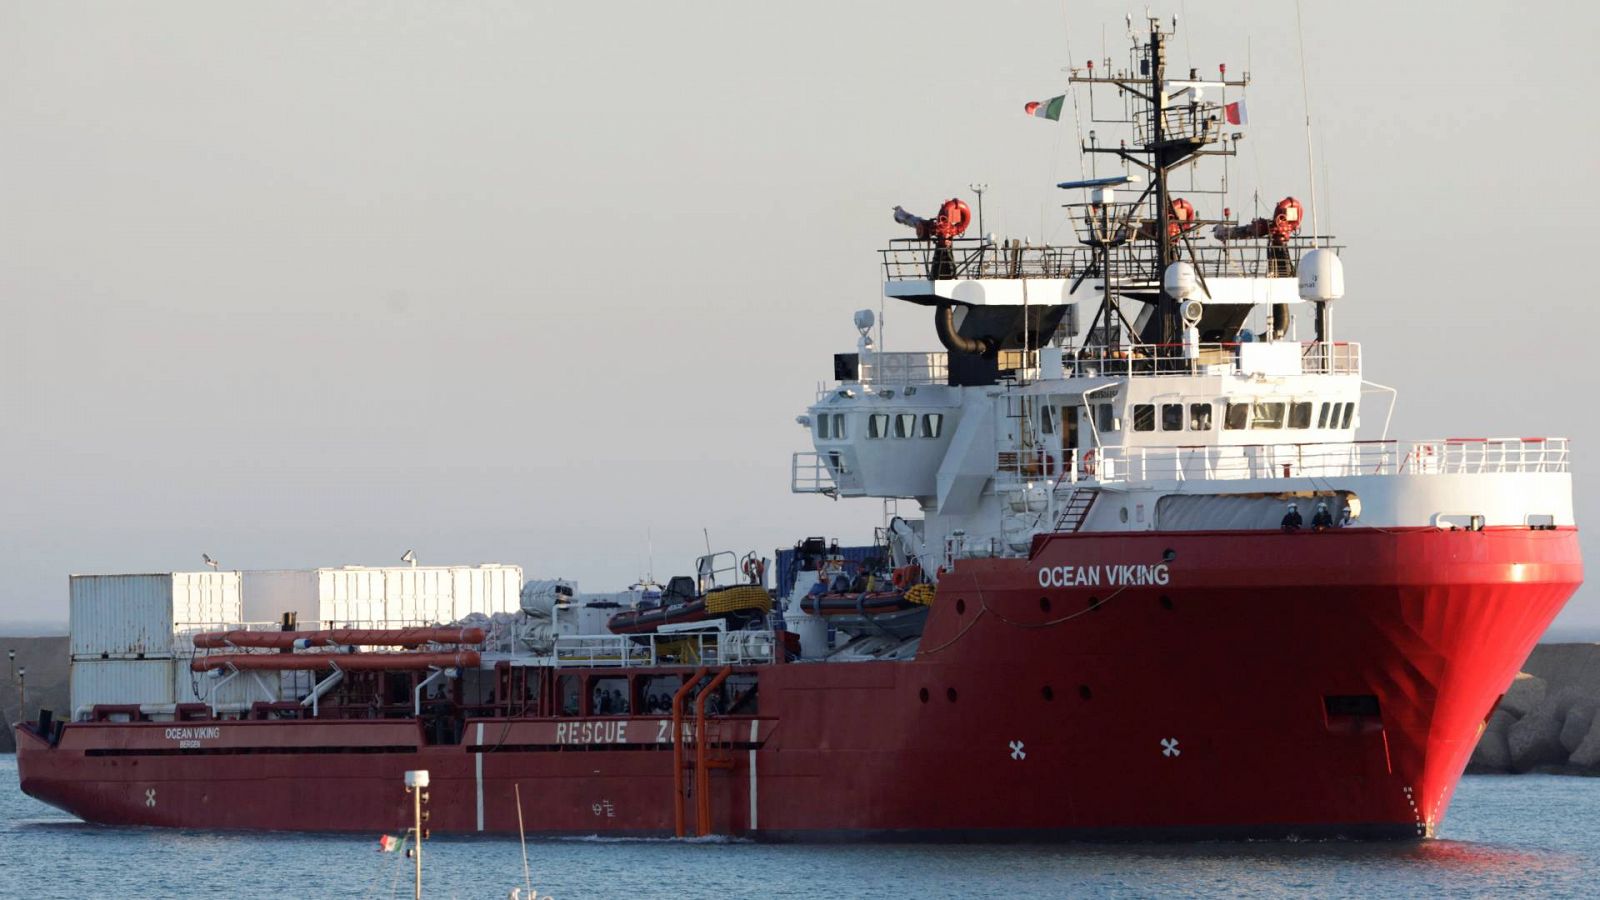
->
671, 666, 708, 839
695, 666, 734, 837
190, 651, 480, 672
192, 627, 486, 650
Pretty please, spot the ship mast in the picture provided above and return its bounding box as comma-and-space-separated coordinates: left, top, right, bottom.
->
1067, 16, 1249, 358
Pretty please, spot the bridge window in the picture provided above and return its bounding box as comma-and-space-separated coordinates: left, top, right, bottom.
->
895, 413, 916, 438
1094, 403, 1117, 433
1040, 408, 1054, 434
1317, 402, 1331, 428
921, 414, 944, 438
1224, 402, 1249, 430
868, 414, 888, 439
1161, 404, 1184, 431
1251, 402, 1286, 429
832, 413, 846, 438
1132, 404, 1155, 432
1340, 403, 1355, 429
1289, 402, 1313, 429
1189, 403, 1213, 430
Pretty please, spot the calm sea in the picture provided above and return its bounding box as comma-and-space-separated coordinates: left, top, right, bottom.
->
2, 756, 1595, 899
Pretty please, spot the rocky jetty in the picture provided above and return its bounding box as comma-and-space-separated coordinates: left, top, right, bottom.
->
1468, 643, 1600, 775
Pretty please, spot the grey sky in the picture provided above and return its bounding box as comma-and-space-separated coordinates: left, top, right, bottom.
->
2, 1, 1594, 634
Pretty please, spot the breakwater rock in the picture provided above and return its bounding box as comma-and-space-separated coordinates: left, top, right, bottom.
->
1469, 643, 1600, 775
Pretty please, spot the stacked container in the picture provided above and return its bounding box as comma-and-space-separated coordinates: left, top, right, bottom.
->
240, 564, 523, 628
68, 572, 242, 713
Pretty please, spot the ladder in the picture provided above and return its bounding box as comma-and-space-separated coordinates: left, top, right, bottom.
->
1052, 487, 1099, 533
672, 665, 734, 837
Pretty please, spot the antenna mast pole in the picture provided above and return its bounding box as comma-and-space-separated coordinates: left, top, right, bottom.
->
1151, 20, 1177, 351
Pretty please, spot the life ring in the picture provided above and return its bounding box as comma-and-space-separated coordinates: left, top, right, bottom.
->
742, 557, 765, 584
1080, 448, 1096, 478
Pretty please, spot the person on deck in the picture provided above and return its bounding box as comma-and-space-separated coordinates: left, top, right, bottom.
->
1280, 502, 1303, 533
1311, 501, 1335, 532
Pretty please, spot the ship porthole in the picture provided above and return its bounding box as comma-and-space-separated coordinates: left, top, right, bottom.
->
919, 688, 929, 704
955, 598, 966, 615
1160, 595, 1174, 610
1079, 684, 1093, 700
947, 687, 958, 703
1163, 548, 1176, 561
1039, 596, 1051, 612
1119, 507, 1129, 523
1041, 685, 1055, 701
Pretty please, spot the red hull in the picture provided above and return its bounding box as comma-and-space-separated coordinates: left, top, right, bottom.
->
17, 528, 1580, 840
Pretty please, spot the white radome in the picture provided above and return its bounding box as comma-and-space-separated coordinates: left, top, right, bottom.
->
1298, 248, 1345, 302
1163, 261, 1199, 300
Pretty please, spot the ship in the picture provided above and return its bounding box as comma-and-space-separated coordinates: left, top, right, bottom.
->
14, 16, 1582, 841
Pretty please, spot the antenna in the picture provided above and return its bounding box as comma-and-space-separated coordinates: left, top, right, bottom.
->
968, 183, 988, 237
1293, 0, 1320, 237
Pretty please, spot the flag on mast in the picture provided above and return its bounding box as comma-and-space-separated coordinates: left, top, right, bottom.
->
1024, 95, 1066, 121
1224, 99, 1248, 125
378, 834, 404, 853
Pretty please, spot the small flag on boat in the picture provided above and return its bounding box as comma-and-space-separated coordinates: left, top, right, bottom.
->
1024, 95, 1066, 121
378, 834, 403, 852
1224, 99, 1248, 125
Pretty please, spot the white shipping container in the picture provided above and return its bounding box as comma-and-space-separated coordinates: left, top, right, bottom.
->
315, 564, 522, 627
240, 569, 320, 624
70, 572, 242, 659
71, 659, 176, 710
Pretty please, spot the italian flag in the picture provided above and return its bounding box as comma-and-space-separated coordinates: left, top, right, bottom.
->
378, 834, 404, 853
1024, 95, 1066, 121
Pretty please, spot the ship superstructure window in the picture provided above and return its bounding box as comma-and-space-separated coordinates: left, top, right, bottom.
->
895, 413, 916, 438
832, 413, 846, 438
1161, 404, 1184, 431
1224, 402, 1249, 430
1132, 404, 1156, 432
1251, 402, 1286, 429
1040, 408, 1054, 434
558, 675, 580, 716
1341, 402, 1355, 429
921, 414, 944, 438
1094, 403, 1118, 433
1190, 403, 1213, 430
868, 414, 888, 439
1289, 402, 1313, 429
817, 413, 847, 440
1317, 402, 1331, 428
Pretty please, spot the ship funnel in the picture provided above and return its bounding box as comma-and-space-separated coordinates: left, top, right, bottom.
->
1298, 249, 1345, 302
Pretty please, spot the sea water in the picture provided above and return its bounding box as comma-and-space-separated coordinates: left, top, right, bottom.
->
1, 755, 1595, 899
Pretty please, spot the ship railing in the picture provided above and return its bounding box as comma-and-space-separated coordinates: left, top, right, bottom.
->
1063, 341, 1360, 378
793, 450, 861, 496
1072, 438, 1570, 484
880, 236, 1336, 283
1132, 102, 1226, 147
551, 631, 775, 668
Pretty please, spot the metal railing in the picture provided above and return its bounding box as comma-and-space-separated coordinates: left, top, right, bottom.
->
551, 631, 775, 668
792, 450, 861, 495
1020, 438, 1572, 486
826, 342, 1358, 389
881, 237, 1335, 283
